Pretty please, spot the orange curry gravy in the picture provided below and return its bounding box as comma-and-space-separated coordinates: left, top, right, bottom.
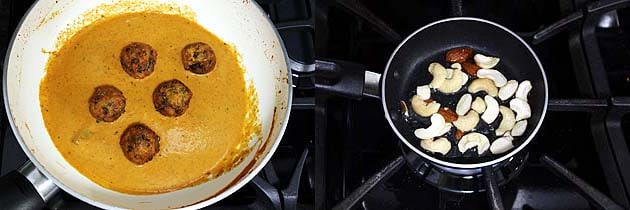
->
39, 13, 261, 194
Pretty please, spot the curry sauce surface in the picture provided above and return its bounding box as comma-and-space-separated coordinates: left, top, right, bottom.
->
40, 13, 256, 194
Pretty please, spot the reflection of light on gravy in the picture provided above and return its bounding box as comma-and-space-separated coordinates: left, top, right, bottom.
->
162, 127, 207, 156
39, 12, 261, 194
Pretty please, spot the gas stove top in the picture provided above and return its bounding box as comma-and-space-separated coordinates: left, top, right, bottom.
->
2, 0, 630, 210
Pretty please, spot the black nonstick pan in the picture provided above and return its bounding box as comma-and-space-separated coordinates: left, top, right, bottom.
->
381, 17, 548, 169
316, 17, 548, 169
316, 17, 548, 210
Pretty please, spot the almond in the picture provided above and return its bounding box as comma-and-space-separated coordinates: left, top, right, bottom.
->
461, 62, 480, 77
438, 107, 458, 122
446, 47, 473, 63
455, 129, 464, 140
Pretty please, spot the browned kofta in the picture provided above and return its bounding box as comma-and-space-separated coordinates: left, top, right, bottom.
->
153, 79, 192, 117
181, 42, 216, 74
120, 123, 160, 165
120, 42, 157, 79
88, 85, 126, 122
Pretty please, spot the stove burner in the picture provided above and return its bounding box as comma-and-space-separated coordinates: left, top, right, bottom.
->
401, 144, 528, 193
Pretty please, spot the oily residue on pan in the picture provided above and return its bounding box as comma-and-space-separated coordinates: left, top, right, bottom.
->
23, 123, 33, 139
37, 8, 62, 29
35, 1, 67, 29
40, 11, 261, 195
36, 0, 78, 29
53, 0, 195, 52
260, 107, 277, 155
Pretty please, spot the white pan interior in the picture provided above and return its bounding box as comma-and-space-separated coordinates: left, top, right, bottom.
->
3, 0, 291, 209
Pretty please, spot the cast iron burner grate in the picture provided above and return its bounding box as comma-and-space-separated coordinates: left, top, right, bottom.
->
402, 145, 529, 194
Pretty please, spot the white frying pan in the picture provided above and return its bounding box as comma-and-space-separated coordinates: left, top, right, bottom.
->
1, 0, 291, 209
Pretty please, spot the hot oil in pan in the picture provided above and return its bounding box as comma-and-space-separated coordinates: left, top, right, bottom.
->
39, 13, 261, 194
402, 48, 527, 164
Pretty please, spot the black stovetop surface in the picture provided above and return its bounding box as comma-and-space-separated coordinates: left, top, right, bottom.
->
2, 0, 630, 210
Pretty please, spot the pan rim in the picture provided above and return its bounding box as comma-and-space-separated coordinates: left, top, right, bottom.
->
381, 17, 548, 169
2, 0, 293, 209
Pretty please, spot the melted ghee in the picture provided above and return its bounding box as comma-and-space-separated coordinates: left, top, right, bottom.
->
39, 12, 259, 194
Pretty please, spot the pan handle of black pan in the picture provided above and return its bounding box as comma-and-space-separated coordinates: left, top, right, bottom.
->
314, 59, 381, 99
0, 161, 59, 210
531, 0, 630, 45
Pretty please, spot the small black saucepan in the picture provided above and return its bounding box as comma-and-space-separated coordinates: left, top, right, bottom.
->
317, 17, 548, 169
382, 17, 548, 169
316, 0, 630, 185
317, 17, 548, 210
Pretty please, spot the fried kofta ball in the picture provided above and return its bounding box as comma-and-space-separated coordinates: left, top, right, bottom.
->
88, 85, 126, 122
120, 123, 160, 165
181, 42, 216, 74
120, 42, 157, 79
153, 79, 192, 117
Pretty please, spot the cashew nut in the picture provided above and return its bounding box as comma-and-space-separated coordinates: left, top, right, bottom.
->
462, 71, 469, 84
453, 110, 479, 132
498, 80, 518, 101
471, 96, 486, 113
414, 114, 447, 139
458, 132, 490, 155
515, 80, 532, 101
451, 63, 462, 71
420, 137, 451, 155
511, 120, 527, 136
510, 98, 531, 121
481, 95, 500, 124
445, 68, 454, 79
411, 95, 440, 117
468, 78, 498, 97
456, 94, 472, 116
417, 85, 431, 100
440, 123, 453, 136
477, 69, 508, 87
428, 63, 448, 88
474, 54, 500, 69
437, 70, 468, 94
490, 136, 514, 154
496, 106, 516, 136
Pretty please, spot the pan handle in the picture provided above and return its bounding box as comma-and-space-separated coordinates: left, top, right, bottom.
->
0, 161, 59, 210
314, 59, 381, 99
532, 0, 630, 44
